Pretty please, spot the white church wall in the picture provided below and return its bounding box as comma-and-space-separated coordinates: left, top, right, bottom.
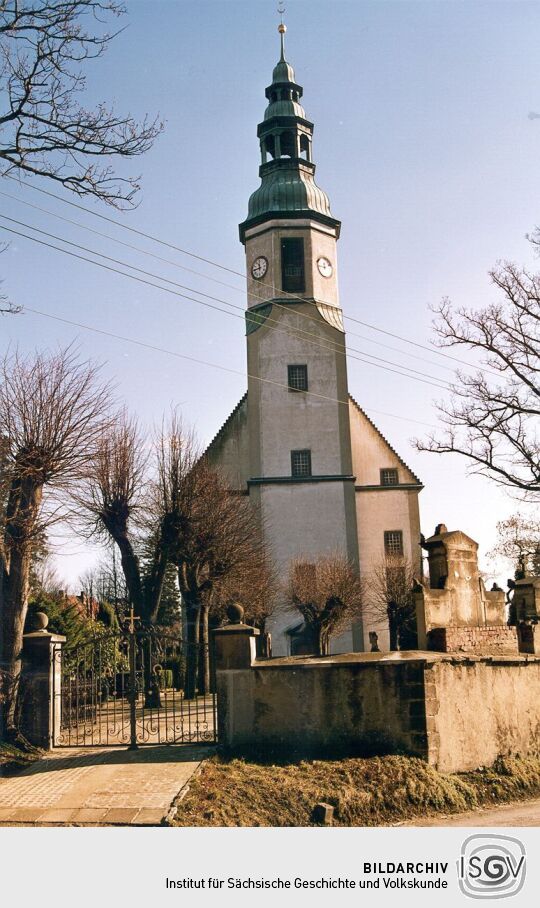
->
251, 305, 348, 478
356, 487, 422, 652
205, 395, 250, 488
260, 481, 357, 656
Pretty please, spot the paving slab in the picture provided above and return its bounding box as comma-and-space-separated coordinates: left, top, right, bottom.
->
0, 744, 212, 826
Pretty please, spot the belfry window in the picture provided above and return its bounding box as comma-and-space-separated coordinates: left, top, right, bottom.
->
299, 134, 310, 161
265, 135, 276, 160
281, 237, 305, 293
279, 130, 296, 158
288, 364, 308, 392
291, 449, 312, 478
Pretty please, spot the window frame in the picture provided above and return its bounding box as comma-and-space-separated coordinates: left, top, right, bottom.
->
380, 467, 399, 487
384, 530, 404, 557
291, 448, 312, 478
281, 237, 305, 293
288, 364, 308, 393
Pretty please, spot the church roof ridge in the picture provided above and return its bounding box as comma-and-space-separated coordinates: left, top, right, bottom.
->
203, 391, 248, 457
348, 393, 422, 486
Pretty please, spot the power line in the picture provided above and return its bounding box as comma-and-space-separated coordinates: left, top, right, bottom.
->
0, 188, 457, 379
4, 174, 494, 376
0, 186, 465, 377
0, 216, 451, 390
21, 304, 441, 430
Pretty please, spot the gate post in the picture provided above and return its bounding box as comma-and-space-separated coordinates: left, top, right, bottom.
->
22, 612, 66, 749
212, 603, 259, 748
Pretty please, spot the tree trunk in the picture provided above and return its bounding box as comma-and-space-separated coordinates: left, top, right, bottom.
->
1, 544, 32, 734
387, 601, 399, 651
198, 603, 210, 695
1, 480, 42, 736
316, 627, 329, 657
184, 597, 200, 700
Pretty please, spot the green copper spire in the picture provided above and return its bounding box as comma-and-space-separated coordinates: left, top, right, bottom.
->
239, 24, 340, 243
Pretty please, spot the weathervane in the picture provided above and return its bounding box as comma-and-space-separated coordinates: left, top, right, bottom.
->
277, 2, 286, 59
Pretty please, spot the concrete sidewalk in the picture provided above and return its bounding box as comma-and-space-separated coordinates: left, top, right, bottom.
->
0, 744, 212, 826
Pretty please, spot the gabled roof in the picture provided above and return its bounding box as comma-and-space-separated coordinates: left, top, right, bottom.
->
203, 392, 247, 458
348, 393, 422, 486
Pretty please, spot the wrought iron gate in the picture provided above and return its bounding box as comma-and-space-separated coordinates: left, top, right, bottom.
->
52, 625, 217, 748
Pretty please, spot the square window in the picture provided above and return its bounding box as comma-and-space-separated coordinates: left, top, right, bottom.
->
291, 449, 312, 478
288, 364, 308, 392
281, 238, 305, 293
380, 468, 399, 486
384, 530, 404, 556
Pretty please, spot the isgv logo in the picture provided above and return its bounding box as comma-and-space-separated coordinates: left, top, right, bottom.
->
458, 835, 526, 900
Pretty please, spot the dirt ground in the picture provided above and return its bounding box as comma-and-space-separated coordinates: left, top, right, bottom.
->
172, 753, 540, 827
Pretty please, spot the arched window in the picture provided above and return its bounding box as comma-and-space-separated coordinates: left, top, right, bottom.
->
299, 134, 310, 161
280, 130, 295, 158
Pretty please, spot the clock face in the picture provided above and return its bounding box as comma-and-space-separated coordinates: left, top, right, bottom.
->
317, 256, 333, 278
251, 256, 268, 280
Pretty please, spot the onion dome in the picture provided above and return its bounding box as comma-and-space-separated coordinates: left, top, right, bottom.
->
239, 24, 340, 242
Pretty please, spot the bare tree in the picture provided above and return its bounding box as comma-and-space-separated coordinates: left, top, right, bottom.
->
366, 554, 417, 651
0, 243, 20, 314
489, 513, 540, 579
172, 460, 269, 697
81, 413, 149, 618
81, 411, 272, 699
416, 246, 540, 495
286, 554, 364, 657
208, 553, 277, 634
0, 346, 111, 735
0, 1, 162, 205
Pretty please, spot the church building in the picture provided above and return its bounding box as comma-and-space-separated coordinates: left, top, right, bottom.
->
206, 26, 422, 654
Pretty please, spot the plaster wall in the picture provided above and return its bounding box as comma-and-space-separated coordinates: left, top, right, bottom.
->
349, 400, 419, 487
244, 219, 340, 309
206, 395, 250, 490
260, 480, 358, 656
217, 655, 426, 758
427, 658, 540, 772
216, 650, 540, 772
248, 304, 350, 477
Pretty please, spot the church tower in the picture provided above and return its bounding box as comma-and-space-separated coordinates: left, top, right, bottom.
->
238, 24, 362, 653
206, 24, 423, 656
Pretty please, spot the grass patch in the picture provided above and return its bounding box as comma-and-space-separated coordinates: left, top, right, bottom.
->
172, 754, 540, 827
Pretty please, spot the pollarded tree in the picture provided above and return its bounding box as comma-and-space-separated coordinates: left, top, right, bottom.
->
0, 1, 162, 205
0, 346, 111, 735
416, 243, 540, 495
286, 554, 364, 657
171, 459, 269, 698
366, 554, 418, 651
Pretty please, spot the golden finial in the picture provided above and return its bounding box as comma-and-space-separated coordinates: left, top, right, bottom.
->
277, 3, 286, 60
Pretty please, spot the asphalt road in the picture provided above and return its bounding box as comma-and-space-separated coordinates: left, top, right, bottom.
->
403, 798, 540, 827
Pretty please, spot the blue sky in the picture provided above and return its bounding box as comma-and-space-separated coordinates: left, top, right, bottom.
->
2, 0, 540, 585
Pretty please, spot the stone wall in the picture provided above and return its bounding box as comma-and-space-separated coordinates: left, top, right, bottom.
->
426, 658, 540, 772
428, 625, 519, 656
215, 638, 540, 772
415, 525, 507, 650
217, 654, 429, 759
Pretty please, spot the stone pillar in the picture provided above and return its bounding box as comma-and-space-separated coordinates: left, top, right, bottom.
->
213, 603, 260, 671
212, 603, 259, 749
21, 612, 65, 749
